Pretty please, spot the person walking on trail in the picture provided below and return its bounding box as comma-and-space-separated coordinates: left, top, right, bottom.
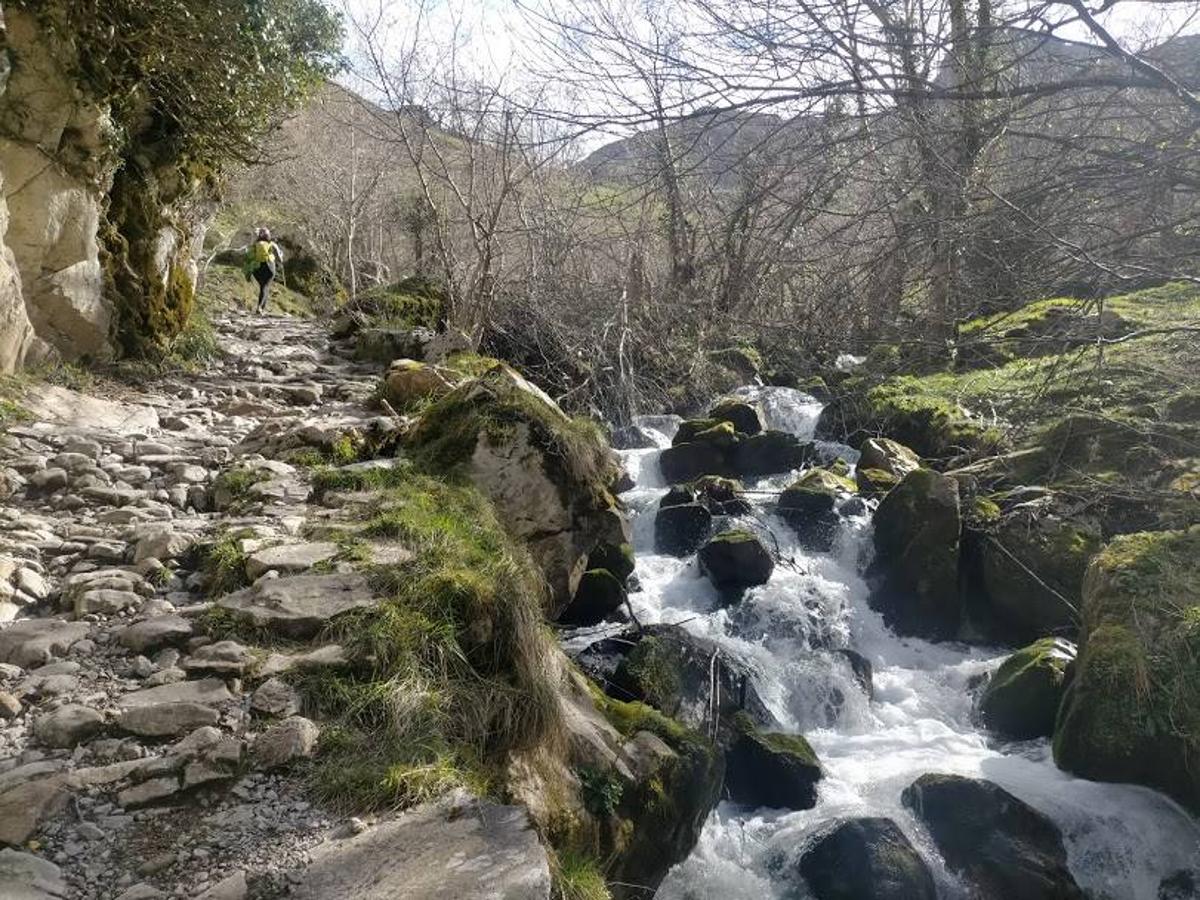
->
244, 227, 284, 314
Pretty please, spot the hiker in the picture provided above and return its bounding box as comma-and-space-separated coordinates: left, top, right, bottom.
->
244, 227, 284, 314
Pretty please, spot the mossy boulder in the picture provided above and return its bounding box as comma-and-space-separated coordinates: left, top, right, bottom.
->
871, 469, 963, 639
1053, 527, 1200, 813
979, 638, 1075, 740
654, 503, 712, 557
707, 398, 765, 435
978, 501, 1101, 642
856, 467, 900, 498
673, 418, 737, 446
660, 475, 749, 516
725, 713, 822, 809
901, 774, 1083, 900
381, 359, 459, 409
406, 365, 628, 619
659, 440, 734, 482
858, 437, 920, 478
730, 430, 814, 476
797, 817, 936, 900
778, 467, 857, 551
587, 542, 636, 582
698, 529, 774, 597
559, 569, 627, 627
602, 624, 774, 730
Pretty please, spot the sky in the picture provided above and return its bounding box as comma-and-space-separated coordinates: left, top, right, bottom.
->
331, 0, 1200, 147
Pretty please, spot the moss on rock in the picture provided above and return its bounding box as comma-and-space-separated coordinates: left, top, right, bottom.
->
1053, 527, 1200, 812
979, 637, 1075, 740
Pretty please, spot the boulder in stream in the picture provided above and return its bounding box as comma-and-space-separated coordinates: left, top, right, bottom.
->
902, 773, 1084, 900
858, 437, 921, 478
558, 568, 627, 627
707, 398, 765, 435
654, 502, 712, 556
698, 529, 774, 596
798, 816, 936, 900
979, 637, 1075, 740
777, 467, 857, 551
870, 468, 963, 640
725, 713, 821, 809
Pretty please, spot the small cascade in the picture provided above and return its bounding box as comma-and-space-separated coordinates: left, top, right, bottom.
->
600, 387, 1200, 900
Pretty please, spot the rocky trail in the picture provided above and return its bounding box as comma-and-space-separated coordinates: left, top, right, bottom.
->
0, 311, 541, 900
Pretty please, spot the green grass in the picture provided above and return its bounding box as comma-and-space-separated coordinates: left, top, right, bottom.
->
551, 848, 612, 900
197, 261, 316, 318
198, 530, 251, 597
297, 468, 563, 812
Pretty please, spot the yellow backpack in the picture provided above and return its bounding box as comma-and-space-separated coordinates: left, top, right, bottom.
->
252, 240, 273, 264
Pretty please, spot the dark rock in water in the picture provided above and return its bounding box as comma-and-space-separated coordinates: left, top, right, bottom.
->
673, 418, 739, 447
699, 529, 774, 595
777, 467, 856, 551
558, 569, 627, 627
839, 496, 868, 517
612, 468, 636, 494
1159, 870, 1198, 900
587, 542, 636, 582
979, 637, 1074, 740
584, 624, 775, 731
902, 774, 1084, 900
660, 476, 750, 516
708, 398, 765, 435
870, 468, 963, 640
857, 466, 900, 498
731, 431, 814, 477
725, 714, 821, 809
836, 648, 874, 699
798, 817, 936, 900
612, 424, 661, 450
654, 503, 713, 556
660, 441, 734, 482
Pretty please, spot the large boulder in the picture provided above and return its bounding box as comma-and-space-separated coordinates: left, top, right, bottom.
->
292, 793, 551, 900
557, 569, 626, 627
581, 624, 774, 731
1053, 527, 1200, 813
979, 499, 1101, 642
979, 638, 1075, 740
673, 418, 739, 447
871, 469, 962, 639
902, 774, 1084, 900
654, 502, 712, 556
797, 817, 936, 900
406, 366, 631, 619
725, 714, 821, 809
777, 467, 856, 551
707, 398, 765, 435
730, 431, 813, 477
381, 359, 459, 409
698, 530, 774, 596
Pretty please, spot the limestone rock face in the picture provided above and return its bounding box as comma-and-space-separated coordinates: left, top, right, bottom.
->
292, 793, 552, 900
0, 9, 116, 371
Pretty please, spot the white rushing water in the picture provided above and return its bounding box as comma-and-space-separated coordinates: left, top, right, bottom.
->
607, 386, 1200, 900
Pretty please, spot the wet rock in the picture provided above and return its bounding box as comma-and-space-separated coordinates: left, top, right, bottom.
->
730, 431, 813, 477
558, 569, 626, 627
870, 468, 962, 640
0, 848, 69, 898
856, 466, 900, 498
979, 638, 1074, 740
254, 716, 320, 769
798, 817, 936, 900
707, 398, 765, 435
0, 619, 90, 668
659, 441, 732, 483
698, 529, 773, 594
654, 503, 712, 556
725, 714, 821, 809
33, 703, 105, 748
216, 573, 377, 640
292, 794, 551, 900
902, 774, 1084, 900
244, 541, 339, 580
777, 467, 856, 551
836, 648, 874, 699
673, 418, 740, 447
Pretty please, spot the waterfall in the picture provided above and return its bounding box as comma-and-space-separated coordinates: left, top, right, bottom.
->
601, 386, 1199, 900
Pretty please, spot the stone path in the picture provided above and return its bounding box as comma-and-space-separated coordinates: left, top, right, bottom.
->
0, 311, 547, 899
